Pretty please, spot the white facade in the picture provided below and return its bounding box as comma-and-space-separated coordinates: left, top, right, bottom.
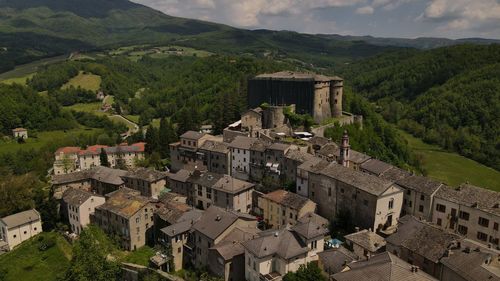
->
231, 147, 251, 181
374, 185, 404, 231
67, 196, 105, 235
0, 210, 42, 251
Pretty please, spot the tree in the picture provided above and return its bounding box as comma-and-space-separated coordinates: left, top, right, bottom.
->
158, 117, 177, 158
0, 173, 41, 218
145, 126, 159, 155
62, 225, 120, 281
99, 148, 109, 167
283, 263, 326, 281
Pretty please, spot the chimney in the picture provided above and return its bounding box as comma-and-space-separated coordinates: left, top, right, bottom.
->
216, 215, 221, 221
355, 226, 360, 232
274, 232, 279, 237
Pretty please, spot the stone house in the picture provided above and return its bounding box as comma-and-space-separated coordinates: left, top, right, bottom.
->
169, 131, 220, 172
167, 169, 193, 204
53, 146, 82, 175
0, 209, 42, 251
431, 183, 500, 248
122, 168, 168, 199
229, 136, 259, 181
258, 189, 317, 229
396, 175, 443, 221
198, 140, 231, 175
317, 246, 358, 276
344, 229, 386, 260
308, 164, 404, 233
243, 219, 328, 281
62, 188, 105, 235
190, 206, 258, 272
94, 188, 155, 251
295, 157, 329, 197
249, 139, 270, 183
282, 149, 315, 186
386, 215, 462, 278
12, 128, 28, 139
241, 107, 263, 138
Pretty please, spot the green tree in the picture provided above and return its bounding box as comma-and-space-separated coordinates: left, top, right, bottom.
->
283, 263, 326, 281
145, 126, 159, 155
158, 117, 177, 158
99, 148, 109, 167
62, 225, 120, 281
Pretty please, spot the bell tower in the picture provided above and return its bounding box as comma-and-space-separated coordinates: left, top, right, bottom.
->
339, 130, 350, 167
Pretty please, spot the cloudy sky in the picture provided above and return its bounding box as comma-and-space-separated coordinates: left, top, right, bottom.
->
131, 0, 500, 39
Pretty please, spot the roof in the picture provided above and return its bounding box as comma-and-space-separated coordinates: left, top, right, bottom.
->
249, 139, 270, 152
386, 216, 462, 263
291, 219, 329, 240
349, 150, 371, 164
318, 246, 358, 274
0, 209, 40, 229
90, 166, 127, 185
440, 247, 500, 281
297, 157, 330, 173
192, 206, 256, 240
268, 142, 291, 152
155, 201, 192, 225
318, 143, 339, 158
209, 227, 260, 261
160, 209, 204, 237
434, 183, 500, 216
124, 168, 167, 182
331, 252, 437, 281
96, 188, 151, 218
229, 136, 259, 150
320, 164, 396, 196
285, 149, 315, 163
243, 227, 309, 259
298, 212, 329, 228
167, 169, 191, 183
188, 171, 223, 188
254, 71, 343, 82
103, 143, 145, 154
55, 146, 81, 155
12, 128, 27, 132
199, 140, 230, 154
62, 188, 102, 207
360, 159, 394, 176
308, 136, 331, 148
396, 175, 443, 196
213, 175, 255, 194
180, 131, 205, 140
344, 230, 386, 253
262, 190, 313, 211
379, 167, 412, 183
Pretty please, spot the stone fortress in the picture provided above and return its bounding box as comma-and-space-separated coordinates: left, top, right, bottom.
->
248, 71, 344, 123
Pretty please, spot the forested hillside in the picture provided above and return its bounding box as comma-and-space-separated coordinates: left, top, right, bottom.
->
343, 44, 500, 170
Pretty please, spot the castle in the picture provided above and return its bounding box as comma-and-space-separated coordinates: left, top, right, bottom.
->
248, 71, 344, 123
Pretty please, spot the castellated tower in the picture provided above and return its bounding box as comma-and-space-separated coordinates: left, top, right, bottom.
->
339, 130, 350, 167
331, 79, 344, 118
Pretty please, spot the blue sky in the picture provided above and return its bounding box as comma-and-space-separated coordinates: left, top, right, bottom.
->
132, 0, 500, 39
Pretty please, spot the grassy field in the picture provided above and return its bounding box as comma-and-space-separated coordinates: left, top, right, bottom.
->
401, 131, 500, 191
0, 128, 103, 154
0, 73, 34, 85
103, 95, 114, 106
122, 246, 155, 266
0, 232, 72, 281
109, 115, 137, 131
64, 102, 107, 116
61, 71, 101, 92
124, 115, 140, 123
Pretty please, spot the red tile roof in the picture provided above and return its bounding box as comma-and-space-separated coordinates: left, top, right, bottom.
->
55, 147, 81, 155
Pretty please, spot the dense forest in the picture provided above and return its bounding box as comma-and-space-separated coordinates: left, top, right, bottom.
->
342, 44, 500, 170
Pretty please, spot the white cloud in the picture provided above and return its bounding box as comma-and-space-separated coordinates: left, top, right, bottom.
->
356, 6, 375, 14
420, 0, 500, 33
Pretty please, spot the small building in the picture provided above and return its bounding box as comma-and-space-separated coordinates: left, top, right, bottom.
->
0, 209, 42, 251
12, 128, 28, 139
258, 189, 317, 229
62, 188, 105, 235
199, 140, 231, 175
169, 131, 220, 172
229, 136, 260, 181
167, 169, 193, 204
296, 157, 329, 197
243, 219, 328, 281
318, 246, 358, 276
386, 215, 462, 278
331, 252, 437, 281
344, 229, 386, 260
396, 175, 443, 221
122, 168, 168, 199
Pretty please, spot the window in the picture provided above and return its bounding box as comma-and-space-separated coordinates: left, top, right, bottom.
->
477, 231, 488, 241
459, 211, 470, 221
478, 217, 489, 227
363, 199, 368, 206
419, 205, 424, 212
458, 225, 468, 235
406, 190, 411, 195
388, 198, 394, 210
437, 218, 442, 226
289, 213, 293, 219
328, 188, 332, 197
494, 222, 499, 231
340, 188, 344, 194
436, 204, 446, 213
420, 194, 425, 201
311, 240, 318, 249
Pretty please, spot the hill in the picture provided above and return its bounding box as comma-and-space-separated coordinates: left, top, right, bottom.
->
342, 44, 500, 171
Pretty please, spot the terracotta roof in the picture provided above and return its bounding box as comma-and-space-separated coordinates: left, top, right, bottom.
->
344, 230, 386, 253
55, 146, 81, 155
0, 209, 40, 229
262, 190, 313, 210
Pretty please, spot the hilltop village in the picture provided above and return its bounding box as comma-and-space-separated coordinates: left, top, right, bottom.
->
1, 72, 499, 281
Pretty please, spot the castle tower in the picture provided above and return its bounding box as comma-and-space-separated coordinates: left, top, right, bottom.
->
339, 130, 350, 167
330, 78, 344, 118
